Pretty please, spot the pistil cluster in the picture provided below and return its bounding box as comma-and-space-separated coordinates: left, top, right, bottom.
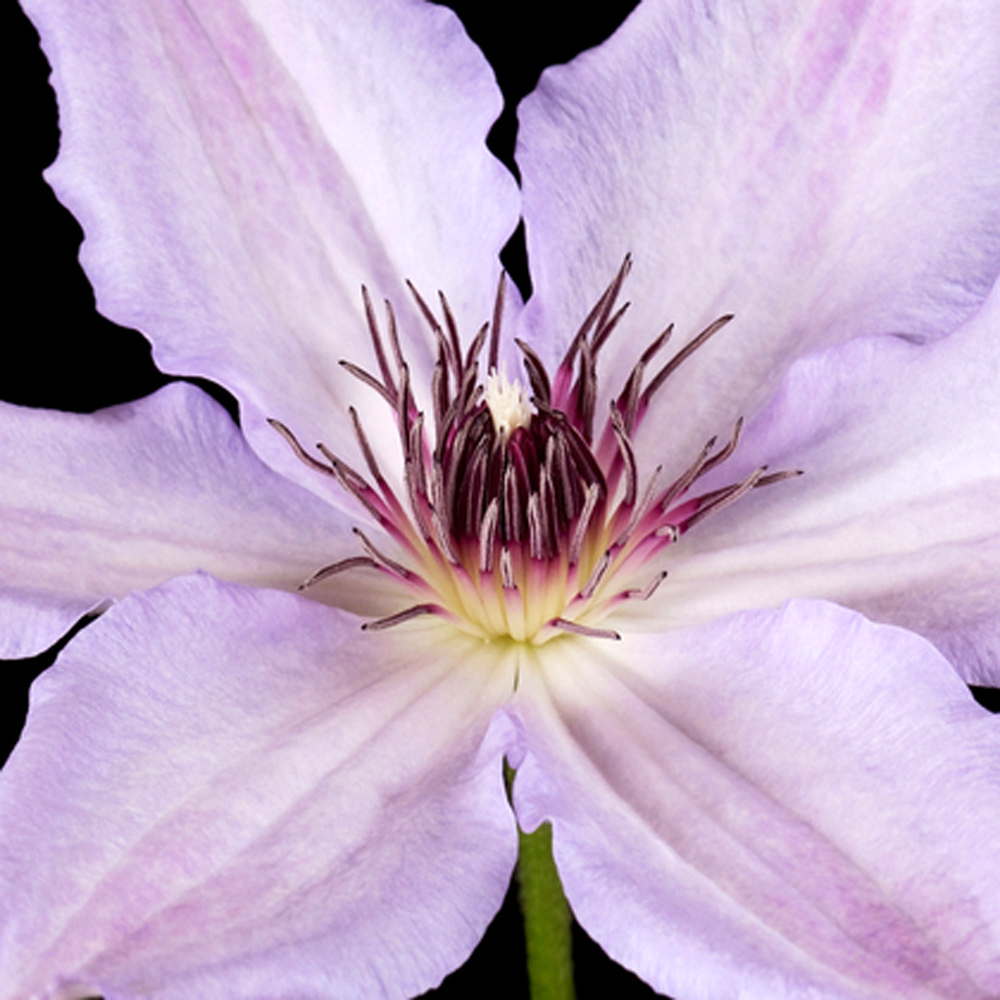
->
272, 257, 796, 643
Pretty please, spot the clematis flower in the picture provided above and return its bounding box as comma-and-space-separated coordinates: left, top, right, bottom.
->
3, 0, 1000, 998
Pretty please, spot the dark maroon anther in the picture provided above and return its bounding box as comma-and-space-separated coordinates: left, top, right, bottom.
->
271, 264, 798, 642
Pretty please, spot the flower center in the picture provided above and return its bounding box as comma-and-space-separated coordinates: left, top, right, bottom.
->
485, 369, 532, 440
270, 257, 797, 644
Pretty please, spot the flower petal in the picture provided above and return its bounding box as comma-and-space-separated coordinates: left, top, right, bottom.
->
516, 0, 1000, 464
646, 276, 1000, 685
0, 384, 387, 660
511, 602, 1000, 1000
0, 574, 518, 1000
24, 0, 519, 486
0, 587, 99, 664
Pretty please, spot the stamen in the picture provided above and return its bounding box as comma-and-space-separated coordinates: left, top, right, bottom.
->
591, 300, 630, 356
348, 406, 384, 485
618, 464, 663, 545
407, 410, 425, 468
659, 436, 718, 513
396, 364, 415, 443
640, 324, 674, 366
431, 360, 448, 436
298, 556, 381, 591
382, 297, 406, 373
758, 469, 804, 486
432, 506, 460, 564
338, 359, 395, 408
589, 254, 633, 358
488, 272, 507, 374
548, 617, 621, 641
314, 444, 362, 487
457, 365, 484, 419
616, 366, 644, 438
479, 498, 500, 572
267, 419, 336, 477
406, 280, 446, 348
503, 465, 524, 543
579, 550, 612, 599
295, 440, 400, 535
527, 494, 545, 560
500, 547, 515, 589
353, 527, 414, 580
641, 314, 734, 408
610, 406, 638, 507
558, 254, 632, 377
274, 264, 798, 644
416, 292, 463, 407
682, 466, 768, 532
569, 483, 602, 566
362, 603, 442, 631
538, 464, 558, 555
624, 570, 668, 602
404, 456, 434, 542
616, 324, 673, 436
699, 417, 745, 479
464, 460, 488, 542
515, 338, 552, 405
323, 465, 391, 528
450, 415, 492, 537
438, 290, 463, 377
550, 432, 580, 520
361, 285, 398, 398
464, 323, 489, 373
577, 338, 598, 444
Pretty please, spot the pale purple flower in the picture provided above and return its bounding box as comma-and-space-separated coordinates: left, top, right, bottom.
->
2, 1, 1000, 999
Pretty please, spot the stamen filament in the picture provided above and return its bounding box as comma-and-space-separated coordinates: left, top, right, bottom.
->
270, 267, 797, 644
362, 603, 443, 631
548, 617, 621, 641
298, 556, 381, 591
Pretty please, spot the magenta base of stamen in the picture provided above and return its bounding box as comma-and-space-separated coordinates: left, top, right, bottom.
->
272, 262, 796, 643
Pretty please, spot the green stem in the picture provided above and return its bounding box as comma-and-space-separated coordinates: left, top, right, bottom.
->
516, 821, 576, 1000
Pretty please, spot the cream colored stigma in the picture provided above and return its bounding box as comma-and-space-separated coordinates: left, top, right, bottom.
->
485, 369, 532, 440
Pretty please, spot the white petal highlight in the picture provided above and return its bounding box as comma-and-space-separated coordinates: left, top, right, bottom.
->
511, 602, 1000, 1000
0, 575, 518, 1000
